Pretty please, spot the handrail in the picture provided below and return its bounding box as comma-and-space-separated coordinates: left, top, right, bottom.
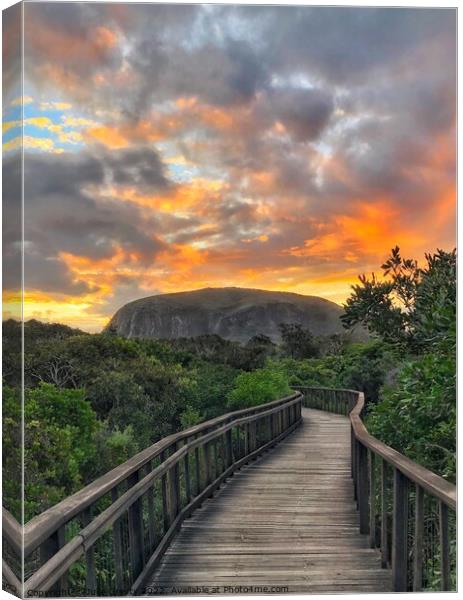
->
350, 392, 456, 510
297, 386, 456, 592
12, 391, 303, 595
2, 559, 21, 597
2, 508, 23, 597
2, 509, 22, 557
23, 392, 297, 556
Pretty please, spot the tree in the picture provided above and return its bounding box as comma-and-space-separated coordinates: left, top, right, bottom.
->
22, 383, 99, 519
342, 247, 456, 352
245, 334, 277, 368
334, 341, 395, 404
227, 363, 290, 410
343, 247, 456, 479
367, 351, 456, 481
279, 323, 319, 359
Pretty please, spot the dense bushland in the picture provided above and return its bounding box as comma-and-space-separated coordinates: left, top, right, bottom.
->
344, 247, 456, 482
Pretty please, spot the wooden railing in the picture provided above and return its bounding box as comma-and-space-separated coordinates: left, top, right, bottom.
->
296, 386, 457, 592
3, 392, 302, 597
2, 509, 22, 597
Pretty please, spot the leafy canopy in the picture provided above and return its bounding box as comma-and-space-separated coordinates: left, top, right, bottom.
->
342, 247, 456, 352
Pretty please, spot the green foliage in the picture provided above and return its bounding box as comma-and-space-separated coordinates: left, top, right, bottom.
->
186, 362, 241, 419
344, 247, 456, 479
334, 341, 395, 404
180, 406, 203, 428
342, 247, 456, 352
23, 383, 99, 520
92, 423, 139, 476
412, 249, 456, 352
316, 333, 351, 357
279, 323, 320, 359
273, 357, 338, 387
2, 387, 22, 520
227, 363, 291, 410
367, 351, 456, 481
271, 341, 394, 404
168, 334, 271, 370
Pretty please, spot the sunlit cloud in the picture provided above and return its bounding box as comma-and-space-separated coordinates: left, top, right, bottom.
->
10, 95, 33, 106
39, 100, 73, 111
2, 4, 454, 331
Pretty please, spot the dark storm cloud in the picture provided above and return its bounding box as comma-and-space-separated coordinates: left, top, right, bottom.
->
21, 149, 170, 295
3, 154, 22, 292
258, 7, 456, 84
128, 38, 269, 114
104, 147, 171, 190
2, 2, 22, 104
266, 88, 335, 142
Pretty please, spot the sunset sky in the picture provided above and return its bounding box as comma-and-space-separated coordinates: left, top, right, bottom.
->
3, 4, 456, 331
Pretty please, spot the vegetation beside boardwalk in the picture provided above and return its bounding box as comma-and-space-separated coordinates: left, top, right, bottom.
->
2, 247, 455, 522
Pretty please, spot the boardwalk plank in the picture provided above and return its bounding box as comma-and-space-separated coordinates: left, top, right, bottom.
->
144, 408, 393, 594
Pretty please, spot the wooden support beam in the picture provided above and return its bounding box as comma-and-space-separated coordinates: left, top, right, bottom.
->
369, 450, 376, 548
380, 459, 389, 569
439, 501, 450, 591
392, 468, 409, 592
111, 487, 125, 592
412, 484, 424, 591
128, 471, 145, 577
358, 443, 369, 535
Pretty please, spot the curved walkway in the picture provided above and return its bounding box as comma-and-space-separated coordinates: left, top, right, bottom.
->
145, 408, 392, 594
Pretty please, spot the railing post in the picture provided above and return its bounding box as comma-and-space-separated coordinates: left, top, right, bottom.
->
369, 450, 376, 547
252, 419, 257, 450
413, 484, 424, 591
39, 526, 67, 594
160, 450, 170, 532
358, 442, 369, 534
195, 444, 201, 495
184, 442, 191, 505
439, 501, 450, 591
128, 470, 145, 577
111, 487, 125, 592
353, 437, 358, 502
213, 439, 219, 479
392, 468, 409, 591
226, 428, 233, 469
244, 423, 250, 456
350, 428, 354, 479
169, 461, 180, 520
81, 508, 97, 593
204, 439, 212, 486
380, 459, 389, 568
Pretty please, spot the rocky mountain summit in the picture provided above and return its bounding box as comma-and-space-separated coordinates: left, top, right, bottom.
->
105, 287, 351, 343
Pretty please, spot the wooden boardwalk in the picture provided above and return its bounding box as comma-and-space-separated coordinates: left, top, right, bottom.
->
145, 408, 393, 594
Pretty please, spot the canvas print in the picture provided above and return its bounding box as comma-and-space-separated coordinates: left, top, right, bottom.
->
2, 2, 456, 597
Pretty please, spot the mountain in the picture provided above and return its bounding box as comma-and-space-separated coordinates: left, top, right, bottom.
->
105, 287, 355, 343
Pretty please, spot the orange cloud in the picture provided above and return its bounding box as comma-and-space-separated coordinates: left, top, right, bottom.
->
286, 199, 429, 264
84, 117, 177, 148
108, 177, 227, 215
94, 26, 118, 50
84, 125, 131, 149
83, 98, 256, 150
27, 19, 118, 63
